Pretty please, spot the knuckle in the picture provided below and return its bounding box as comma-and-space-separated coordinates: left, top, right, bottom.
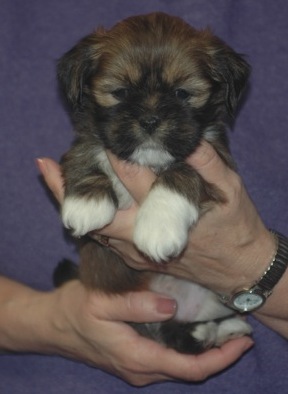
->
229, 173, 243, 196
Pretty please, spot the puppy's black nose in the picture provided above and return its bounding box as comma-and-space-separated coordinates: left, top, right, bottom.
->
139, 115, 160, 133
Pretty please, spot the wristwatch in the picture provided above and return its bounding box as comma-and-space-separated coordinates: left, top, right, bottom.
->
219, 231, 288, 313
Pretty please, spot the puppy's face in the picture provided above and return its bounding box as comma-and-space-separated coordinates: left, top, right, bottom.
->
58, 13, 249, 167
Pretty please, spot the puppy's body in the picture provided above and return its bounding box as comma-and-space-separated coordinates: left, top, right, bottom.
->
57, 13, 252, 353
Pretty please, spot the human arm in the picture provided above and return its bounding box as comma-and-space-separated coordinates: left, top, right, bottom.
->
0, 274, 252, 385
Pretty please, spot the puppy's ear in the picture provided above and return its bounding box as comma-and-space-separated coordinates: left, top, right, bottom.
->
57, 33, 103, 108
206, 37, 250, 116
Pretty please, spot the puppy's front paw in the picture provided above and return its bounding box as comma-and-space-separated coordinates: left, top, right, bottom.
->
62, 195, 116, 237
133, 186, 199, 262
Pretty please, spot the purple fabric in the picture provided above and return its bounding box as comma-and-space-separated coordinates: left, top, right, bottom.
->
1, 0, 288, 392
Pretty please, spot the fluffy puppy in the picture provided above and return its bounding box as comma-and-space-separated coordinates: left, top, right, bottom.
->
57, 12, 252, 354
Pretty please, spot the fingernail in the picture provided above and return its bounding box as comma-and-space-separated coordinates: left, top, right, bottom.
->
156, 297, 177, 316
243, 338, 254, 352
35, 158, 47, 176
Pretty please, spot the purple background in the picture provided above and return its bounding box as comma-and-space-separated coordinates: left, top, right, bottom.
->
1, 1, 288, 393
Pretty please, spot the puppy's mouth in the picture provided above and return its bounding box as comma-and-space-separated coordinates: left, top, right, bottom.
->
129, 140, 174, 169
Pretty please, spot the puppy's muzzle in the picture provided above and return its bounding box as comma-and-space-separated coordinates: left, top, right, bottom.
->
139, 115, 161, 134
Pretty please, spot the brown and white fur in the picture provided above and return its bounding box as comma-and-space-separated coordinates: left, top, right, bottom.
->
56, 12, 252, 354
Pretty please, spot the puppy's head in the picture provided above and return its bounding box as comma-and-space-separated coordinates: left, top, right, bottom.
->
58, 13, 250, 166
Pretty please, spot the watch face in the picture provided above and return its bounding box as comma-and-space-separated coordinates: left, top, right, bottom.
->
233, 291, 264, 312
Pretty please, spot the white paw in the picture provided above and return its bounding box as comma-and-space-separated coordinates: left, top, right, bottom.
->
215, 318, 252, 346
190, 322, 218, 349
62, 196, 116, 237
133, 186, 199, 262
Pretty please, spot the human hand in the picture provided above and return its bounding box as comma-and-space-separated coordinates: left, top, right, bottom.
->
1, 274, 253, 385
37, 143, 275, 295
36, 153, 254, 383
153, 142, 276, 295
105, 143, 275, 295
49, 280, 253, 385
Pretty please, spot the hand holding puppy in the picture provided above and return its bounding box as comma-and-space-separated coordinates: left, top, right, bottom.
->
33, 145, 256, 384
38, 141, 288, 341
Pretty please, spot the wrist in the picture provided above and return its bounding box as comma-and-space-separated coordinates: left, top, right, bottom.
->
228, 228, 277, 295
0, 284, 52, 353
0, 276, 77, 356
45, 281, 90, 359
220, 230, 288, 313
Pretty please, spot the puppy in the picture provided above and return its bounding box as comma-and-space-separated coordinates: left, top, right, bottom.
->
57, 12, 252, 354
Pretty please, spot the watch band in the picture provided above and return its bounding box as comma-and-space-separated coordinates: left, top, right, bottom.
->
219, 230, 288, 312
256, 230, 288, 292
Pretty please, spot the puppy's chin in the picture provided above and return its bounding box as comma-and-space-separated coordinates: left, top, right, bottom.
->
129, 146, 174, 169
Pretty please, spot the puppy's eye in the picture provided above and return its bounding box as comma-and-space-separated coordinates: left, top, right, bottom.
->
175, 89, 191, 100
112, 88, 129, 100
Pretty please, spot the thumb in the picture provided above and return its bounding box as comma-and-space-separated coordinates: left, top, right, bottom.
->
187, 141, 233, 188
106, 150, 156, 204
101, 291, 177, 323
36, 157, 64, 203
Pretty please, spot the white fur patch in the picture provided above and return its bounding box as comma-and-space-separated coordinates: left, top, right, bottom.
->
150, 275, 213, 321
133, 186, 199, 262
150, 274, 233, 322
130, 143, 174, 169
194, 291, 235, 322
62, 196, 116, 237
149, 274, 252, 348
203, 127, 218, 143
97, 150, 133, 209
191, 322, 218, 347
190, 318, 252, 348
215, 318, 252, 346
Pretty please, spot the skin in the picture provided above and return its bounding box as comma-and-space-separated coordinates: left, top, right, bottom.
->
37, 141, 288, 338
2, 275, 251, 385
0, 275, 252, 387
0, 143, 259, 387
104, 142, 288, 338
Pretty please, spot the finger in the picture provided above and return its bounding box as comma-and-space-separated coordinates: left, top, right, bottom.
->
185, 336, 254, 380
187, 141, 235, 189
127, 335, 253, 382
94, 204, 137, 240
106, 151, 156, 204
96, 290, 177, 322
36, 158, 64, 203
151, 336, 254, 381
